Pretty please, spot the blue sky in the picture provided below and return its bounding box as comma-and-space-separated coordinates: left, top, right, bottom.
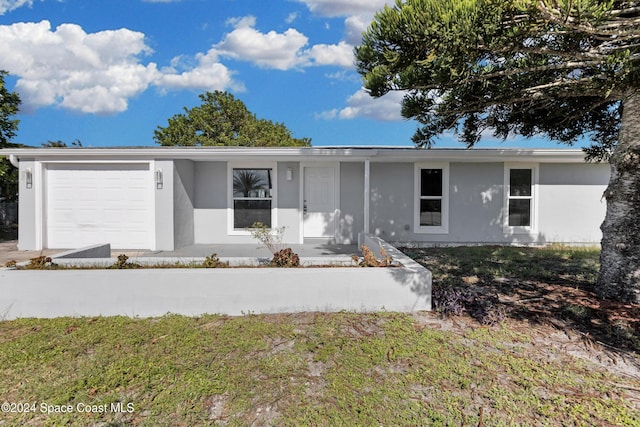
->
1, 0, 569, 149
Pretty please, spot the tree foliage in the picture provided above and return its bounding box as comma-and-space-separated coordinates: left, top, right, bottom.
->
356, 0, 640, 303
356, 0, 639, 159
154, 91, 311, 147
42, 139, 83, 148
0, 70, 21, 201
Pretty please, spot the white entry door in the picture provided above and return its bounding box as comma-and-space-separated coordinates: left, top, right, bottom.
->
303, 166, 336, 238
46, 163, 153, 249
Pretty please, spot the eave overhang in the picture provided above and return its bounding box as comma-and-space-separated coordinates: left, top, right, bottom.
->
0, 146, 596, 164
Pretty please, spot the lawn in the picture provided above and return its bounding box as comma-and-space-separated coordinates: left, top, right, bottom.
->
0, 246, 639, 426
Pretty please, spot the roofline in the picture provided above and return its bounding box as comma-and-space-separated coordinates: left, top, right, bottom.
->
0, 146, 595, 163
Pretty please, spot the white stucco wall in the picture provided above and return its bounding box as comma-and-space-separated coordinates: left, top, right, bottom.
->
17, 159, 37, 250
154, 160, 174, 251
10, 151, 610, 252
367, 161, 608, 245
193, 161, 301, 244
338, 162, 365, 245
537, 163, 609, 243
173, 160, 195, 248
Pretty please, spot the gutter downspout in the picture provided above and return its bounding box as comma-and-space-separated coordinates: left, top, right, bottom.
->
364, 159, 370, 236
8, 154, 19, 168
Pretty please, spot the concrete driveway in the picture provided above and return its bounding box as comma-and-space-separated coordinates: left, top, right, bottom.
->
0, 240, 60, 265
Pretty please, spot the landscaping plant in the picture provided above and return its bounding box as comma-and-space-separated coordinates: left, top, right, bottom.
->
249, 222, 301, 267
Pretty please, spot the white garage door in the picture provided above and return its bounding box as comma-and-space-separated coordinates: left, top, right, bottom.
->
46, 164, 153, 249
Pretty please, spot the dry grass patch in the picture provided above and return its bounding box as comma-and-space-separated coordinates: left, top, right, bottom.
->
0, 311, 638, 426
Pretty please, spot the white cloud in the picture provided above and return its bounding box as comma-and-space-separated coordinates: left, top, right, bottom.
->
325, 70, 360, 82
213, 16, 310, 70
0, 21, 158, 113
344, 14, 370, 45
314, 108, 338, 120
0, 20, 242, 114
157, 49, 244, 92
0, 0, 36, 15
294, 0, 389, 18
321, 88, 405, 121
307, 41, 354, 68
213, 16, 355, 70
285, 12, 298, 24
0, 14, 361, 115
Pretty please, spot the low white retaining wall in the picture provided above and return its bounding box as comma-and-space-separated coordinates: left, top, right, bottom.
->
0, 238, 431, 319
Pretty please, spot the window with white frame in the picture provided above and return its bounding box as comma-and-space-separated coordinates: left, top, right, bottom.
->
504, 165, 538, 232
414, 163, 449, 233
231, 168, 273, 229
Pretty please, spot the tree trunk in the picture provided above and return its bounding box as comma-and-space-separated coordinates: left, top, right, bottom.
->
597, 90, 640, 303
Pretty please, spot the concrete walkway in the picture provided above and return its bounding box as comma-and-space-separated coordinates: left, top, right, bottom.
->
0, 240, 147, 265
0, 241, 60, 265
0, 240, 360, 264
145, 241, 360, 258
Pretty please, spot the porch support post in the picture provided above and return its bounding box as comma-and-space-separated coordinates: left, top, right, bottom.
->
364, 159, 370, 235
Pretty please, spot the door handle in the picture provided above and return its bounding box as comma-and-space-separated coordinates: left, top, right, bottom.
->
303, 200, 307, 214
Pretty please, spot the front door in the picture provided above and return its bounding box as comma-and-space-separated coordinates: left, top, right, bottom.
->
303, 166, 336, 238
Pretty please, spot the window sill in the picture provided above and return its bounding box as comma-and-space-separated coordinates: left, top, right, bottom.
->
415, 227, 449, 235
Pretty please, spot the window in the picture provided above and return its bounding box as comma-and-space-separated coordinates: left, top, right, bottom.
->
504, 164, 538, 232
414, 163, 449, 233
232, 168, 273, 229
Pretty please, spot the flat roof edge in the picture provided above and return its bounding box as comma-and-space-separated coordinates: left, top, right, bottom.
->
0, 146, 595, 163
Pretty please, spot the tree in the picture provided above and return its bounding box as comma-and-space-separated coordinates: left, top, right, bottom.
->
0, 70, 21, 202
356, 0, 640, 302
42, 139, 83, 148
154, 91, 311, 147
233, 170, 266, 198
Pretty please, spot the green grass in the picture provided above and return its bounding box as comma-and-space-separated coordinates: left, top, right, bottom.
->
402, 245, 601, 286
0, 312, 638, 426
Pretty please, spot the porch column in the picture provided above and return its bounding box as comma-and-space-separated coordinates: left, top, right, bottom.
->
364, 159, 370, 234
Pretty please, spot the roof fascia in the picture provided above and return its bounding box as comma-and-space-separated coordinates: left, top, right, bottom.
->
0, 147, 594, 163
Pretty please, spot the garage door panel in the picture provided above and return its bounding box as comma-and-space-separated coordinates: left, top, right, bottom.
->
46, 164, 153, 250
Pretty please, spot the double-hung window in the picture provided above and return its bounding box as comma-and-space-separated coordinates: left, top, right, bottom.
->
504, 164, 538, 233
231, 167, 274, 229
414, 163, 449, 234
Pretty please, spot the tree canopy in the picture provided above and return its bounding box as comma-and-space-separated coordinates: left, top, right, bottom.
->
356, 0, 640, 302
0, 70, 21, 202
356, 0, 639, 159
154, 91, 311, 147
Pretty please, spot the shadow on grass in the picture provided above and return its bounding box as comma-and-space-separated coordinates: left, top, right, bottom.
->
401, 246, 640, 353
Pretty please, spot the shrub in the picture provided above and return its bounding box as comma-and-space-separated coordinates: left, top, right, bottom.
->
203, 253, 229, 268
354, 245, 393, 267
249, 222, 285, 255
111, 254, 141, 269
434, 285, 506, 325
271, 248, 300, 267
26, 256, 57, 270
433, 285, 468, 316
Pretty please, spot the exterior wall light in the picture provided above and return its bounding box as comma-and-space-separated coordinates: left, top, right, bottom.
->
155, 169, 163, 189
286, 167, 293, 181
25, 168, 33, 189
